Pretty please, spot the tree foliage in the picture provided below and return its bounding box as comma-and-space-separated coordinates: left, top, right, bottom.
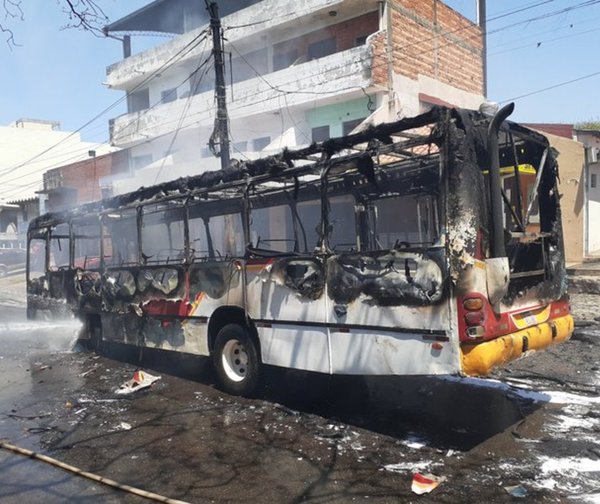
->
2, 0, 108, 49
575, 118, 600, 131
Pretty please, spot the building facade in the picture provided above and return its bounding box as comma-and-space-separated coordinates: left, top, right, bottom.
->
103, 0, 484, 194
0, 119, 115, 246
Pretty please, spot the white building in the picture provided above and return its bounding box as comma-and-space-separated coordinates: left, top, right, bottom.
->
103, 0, 485, 194
574, 129, 600, 257
0, 119, 115, 243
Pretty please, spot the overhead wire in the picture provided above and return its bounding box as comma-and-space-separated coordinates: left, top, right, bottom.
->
8, 0, 599, 196
0, 31, 211, 193
0, 28, 210, 178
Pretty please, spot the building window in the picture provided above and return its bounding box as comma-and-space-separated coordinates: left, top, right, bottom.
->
252, 137, 271, 151
592, 174, 597, 188
308, 37, 337, 60
132, 155, 153, 170
355, 35, 367, 46
127, 89, 150, 113
273, 48, 299, 71
343, 118, 366, 135
161, 88, 177, 104
233, 141, 248, 153
312, 126, 330, 143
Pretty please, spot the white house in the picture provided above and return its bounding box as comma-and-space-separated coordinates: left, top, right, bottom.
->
102, 0, 485, 194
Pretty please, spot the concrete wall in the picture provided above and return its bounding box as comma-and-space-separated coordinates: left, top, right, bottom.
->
541, 131, 586, 263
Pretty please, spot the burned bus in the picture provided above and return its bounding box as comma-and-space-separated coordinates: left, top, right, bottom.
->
26, 105, 574, 396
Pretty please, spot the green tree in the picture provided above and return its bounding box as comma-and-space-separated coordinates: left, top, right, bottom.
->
575, 118, 600, 131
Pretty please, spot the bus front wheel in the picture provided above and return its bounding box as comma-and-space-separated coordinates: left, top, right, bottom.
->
213, 324, 260, 397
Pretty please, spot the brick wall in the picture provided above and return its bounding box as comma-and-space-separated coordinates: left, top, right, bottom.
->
46, 150, 129, 211
372, 0, 483, 95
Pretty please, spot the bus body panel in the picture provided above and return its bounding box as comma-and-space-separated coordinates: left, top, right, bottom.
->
25, 106, 575, 383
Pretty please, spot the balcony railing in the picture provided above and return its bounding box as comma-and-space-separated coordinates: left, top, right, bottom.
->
110, 45, 373, 147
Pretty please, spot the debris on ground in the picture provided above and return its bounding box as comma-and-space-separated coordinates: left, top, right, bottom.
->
504, 484, 528, 498
411, 472, 446, 495
115, 370, 161, 395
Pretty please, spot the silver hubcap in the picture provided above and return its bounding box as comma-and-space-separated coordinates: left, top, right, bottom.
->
221, 339, 249, 382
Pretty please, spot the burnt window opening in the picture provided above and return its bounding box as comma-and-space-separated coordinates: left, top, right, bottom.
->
327, 195, 358, 252
28, 237, 47, 278
188, 201, 245, 260
49, 222, 70, 271
73, 219, 101, 269
141, 203, 186, 264
366, 194, 439, 251
102, 209, 139, 267
250, 203, 295, 254
491, 129, 559, 286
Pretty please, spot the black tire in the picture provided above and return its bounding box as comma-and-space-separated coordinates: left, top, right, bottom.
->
213, 323, 261, 397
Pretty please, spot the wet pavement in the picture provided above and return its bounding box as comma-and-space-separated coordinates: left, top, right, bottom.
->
0, 279, 599, 503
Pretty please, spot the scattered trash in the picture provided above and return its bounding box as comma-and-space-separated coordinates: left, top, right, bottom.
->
411, 473, 446, 495
116, 422, 132, 431
504, 485, 528, 498
115, 370, 161, 395
65, 401, 73, 408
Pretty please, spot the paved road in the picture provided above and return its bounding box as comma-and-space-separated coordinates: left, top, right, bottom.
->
0, 289, 599, 502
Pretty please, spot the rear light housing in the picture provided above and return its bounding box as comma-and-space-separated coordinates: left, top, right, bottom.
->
462, 295, 486, 340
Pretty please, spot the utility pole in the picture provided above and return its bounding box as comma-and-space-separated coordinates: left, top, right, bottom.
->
477, 0, 487, 97
206, 1, 231, 170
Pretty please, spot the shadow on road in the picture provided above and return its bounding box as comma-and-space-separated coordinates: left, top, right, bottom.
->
101, 342, 547, 452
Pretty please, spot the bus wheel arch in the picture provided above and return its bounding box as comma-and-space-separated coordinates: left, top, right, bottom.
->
208, 306, 261, 396
212, 322, 261, 396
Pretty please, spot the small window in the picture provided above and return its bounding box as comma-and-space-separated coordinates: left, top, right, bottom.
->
233, 141, 248, 153
312, 126, 330, 143
127, 88, 149, 113
591, 173, 597, 188
342, 118, 365, 135
355, 35, 367, 46
308, 37, 336, 60
252, 136, 271, 151
132, 155, 153, 170
161, 88, 177, 104
273, 48, 298, 71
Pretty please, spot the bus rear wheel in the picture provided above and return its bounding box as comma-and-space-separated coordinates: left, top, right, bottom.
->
213, 324, 260, 397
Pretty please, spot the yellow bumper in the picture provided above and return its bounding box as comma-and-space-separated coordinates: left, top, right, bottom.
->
461, 314, 574, 376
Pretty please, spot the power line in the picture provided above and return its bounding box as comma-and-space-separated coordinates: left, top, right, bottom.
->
0, 28, 210, 178
500, 69, 600, 103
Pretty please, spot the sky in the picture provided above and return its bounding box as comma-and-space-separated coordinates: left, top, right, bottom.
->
0, 0, 599, 145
